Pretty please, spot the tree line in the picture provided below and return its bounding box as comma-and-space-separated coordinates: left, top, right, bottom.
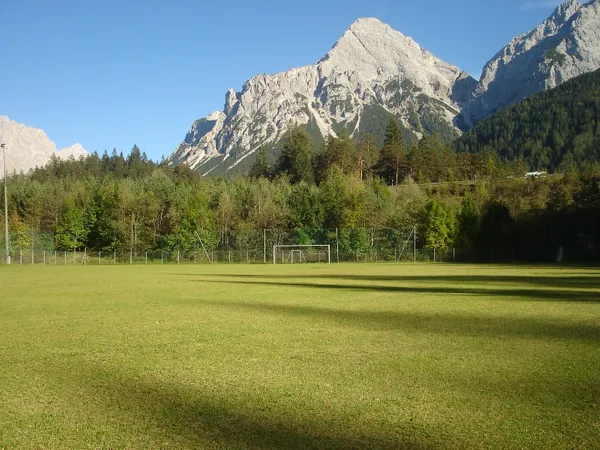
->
2, 126, 599, 261
251, 121, 524, 186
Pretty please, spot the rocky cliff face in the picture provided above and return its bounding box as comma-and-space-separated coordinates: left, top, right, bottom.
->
169, 18, 476, 175
0, 116, 88, 176
464, 0, 600, 123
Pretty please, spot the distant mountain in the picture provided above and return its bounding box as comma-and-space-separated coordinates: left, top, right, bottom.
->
455, 68, 600, 172
0, 116, 88, 176
169, 18, 476, 175
463, 0, 600, 124
170, 1, 600, 176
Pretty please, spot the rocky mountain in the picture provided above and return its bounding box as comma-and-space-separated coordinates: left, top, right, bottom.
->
464, 0, 600, 123
170, 18, 476, 175
0, 116, 88, 176
171, 1, 600, 175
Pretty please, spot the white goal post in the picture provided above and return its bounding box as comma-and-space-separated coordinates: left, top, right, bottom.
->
273, 245, 331, 264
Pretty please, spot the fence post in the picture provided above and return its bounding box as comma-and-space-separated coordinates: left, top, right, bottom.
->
43, 250, 46, 265
228, 251, 231, 263
64, 251, 67, 265
336, 228, 340, 263
113, 251, 116, 264
413, 226, 417, 263
177, 250, 180, 264
263, 229, 267, 264
54, 251, 57, 265
146, 252, 148, 264
73, 249, 76, 265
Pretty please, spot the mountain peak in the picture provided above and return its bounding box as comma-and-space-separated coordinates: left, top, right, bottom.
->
348, 17, 389, 32
342, 17, 410, 47
169, 3, 600, 176
56, 143, 88, 160
338, 17, 406, 46
0, 116, 88, 174
466, 0, 599, 122
321, 16, 464, 90
549, 0, 581, 25
170, 17, 474, 174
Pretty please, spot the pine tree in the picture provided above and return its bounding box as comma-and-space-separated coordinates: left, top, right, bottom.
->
376, 119, 405, 185
276, 127, 314, 184
249, 146, 271, 180
320, 129, 356, 176
356, 134, 379, 180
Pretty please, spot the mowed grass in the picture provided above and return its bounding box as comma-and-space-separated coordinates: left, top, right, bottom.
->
0, 263, 599, 449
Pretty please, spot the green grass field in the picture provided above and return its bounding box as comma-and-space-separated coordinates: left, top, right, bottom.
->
0, 263, 599, 449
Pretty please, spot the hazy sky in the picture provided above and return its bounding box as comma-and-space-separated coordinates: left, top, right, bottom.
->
1, 0, 565, 161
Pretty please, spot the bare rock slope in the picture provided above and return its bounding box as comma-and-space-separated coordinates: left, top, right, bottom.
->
0, 116, 88, 176
465, 0, 600, 123
170, 18, 476, 175
171, 1, 600, 175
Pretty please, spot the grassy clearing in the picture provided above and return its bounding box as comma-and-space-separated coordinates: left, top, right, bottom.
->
0, 263, 599, 449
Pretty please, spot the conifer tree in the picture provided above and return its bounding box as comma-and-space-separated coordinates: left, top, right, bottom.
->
376, 119, 405, 185
249, 146, 271, 180
276, 127, 314, 184
356, 134, 379, 180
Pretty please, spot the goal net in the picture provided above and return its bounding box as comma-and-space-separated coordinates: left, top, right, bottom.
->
273, 245, 331, 264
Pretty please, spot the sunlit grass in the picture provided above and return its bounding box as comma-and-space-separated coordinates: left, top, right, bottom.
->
0, 263, 599, 449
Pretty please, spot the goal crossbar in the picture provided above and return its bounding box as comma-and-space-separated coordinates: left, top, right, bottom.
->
273, 245, 331, 264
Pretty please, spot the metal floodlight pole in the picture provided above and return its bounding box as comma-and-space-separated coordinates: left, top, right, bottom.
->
2, 144, 9, 264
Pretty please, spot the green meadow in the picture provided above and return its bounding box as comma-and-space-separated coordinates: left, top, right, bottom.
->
0, 263, 599, 449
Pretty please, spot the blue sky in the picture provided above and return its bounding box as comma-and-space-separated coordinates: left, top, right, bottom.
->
1, 0, 564, 161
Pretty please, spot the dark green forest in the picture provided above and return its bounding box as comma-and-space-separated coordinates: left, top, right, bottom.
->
456, 68, 600, 172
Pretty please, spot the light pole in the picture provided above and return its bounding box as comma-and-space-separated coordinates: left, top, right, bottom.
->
2, 143, 9, 264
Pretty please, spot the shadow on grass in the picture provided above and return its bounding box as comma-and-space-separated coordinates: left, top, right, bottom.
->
295, 274, 600, 290
202, 295, 600, 343
189, 275, 600, 303
61, 362, 437, 450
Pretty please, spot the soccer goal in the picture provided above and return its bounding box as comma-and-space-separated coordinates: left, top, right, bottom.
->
273, 245, 331, 264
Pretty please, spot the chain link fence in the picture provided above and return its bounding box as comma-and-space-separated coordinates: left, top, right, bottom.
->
3, 227, 594, 265
0, 227, 431, 265
1, 249, 455, 266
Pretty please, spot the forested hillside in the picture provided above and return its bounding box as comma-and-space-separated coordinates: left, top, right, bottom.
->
455, 69, 600, 172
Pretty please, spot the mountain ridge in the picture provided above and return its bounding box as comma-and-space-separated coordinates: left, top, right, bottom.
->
456, 67, 600, 172
170, 2, 600, 175
0, 116, 89, 176
464, 0, 600, 123
169, 17, 476, 175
